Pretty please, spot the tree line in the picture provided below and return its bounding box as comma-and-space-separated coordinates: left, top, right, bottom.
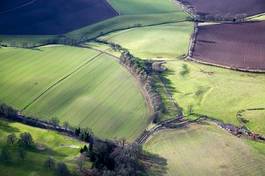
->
96, 40, 165, 123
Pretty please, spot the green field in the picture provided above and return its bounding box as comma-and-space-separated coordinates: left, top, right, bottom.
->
0, 45, 149, 141
163, 60, 265, 125
0, 118, 85, 176
0, 46, 99, 107
247, 13, 265, 21
108, 0, 182, 14
100, 22, 194, 59
240, 110, 265, 135
144, 124, 265, 176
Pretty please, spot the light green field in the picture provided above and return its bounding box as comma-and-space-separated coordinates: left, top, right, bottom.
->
66, 11, 189, 40
0, 45, 149, 141
144, 124, 265, 176
100, 22, 194, 59
108, 0, 182, 15
241, 110, 265, 135
0, 46, 99, 108
163, 60, 265, 125
0, 118, 86, 176
247, 13, 265, 21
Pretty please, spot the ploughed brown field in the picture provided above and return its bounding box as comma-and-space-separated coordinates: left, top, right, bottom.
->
179, 0, 265, 18
192, 21, 265, 71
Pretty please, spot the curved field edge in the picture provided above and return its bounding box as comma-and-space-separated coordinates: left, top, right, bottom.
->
0, 118, 86, 176
144, 123, 265, 176
0, 45, 150, 141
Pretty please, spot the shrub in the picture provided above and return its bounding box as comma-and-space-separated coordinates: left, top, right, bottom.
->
44, 157, 56, 170
56, 162, 70, 176
18, 132, 34, 148
7, 133, 17, 145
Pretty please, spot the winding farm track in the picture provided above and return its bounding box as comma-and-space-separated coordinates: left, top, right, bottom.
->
136, 115, 265, 145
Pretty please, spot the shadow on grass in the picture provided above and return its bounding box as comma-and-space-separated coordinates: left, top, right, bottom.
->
30, 145, 68, 158
0, 119, 19, 133
160, 69, 180, 95
142, 151, 168, 176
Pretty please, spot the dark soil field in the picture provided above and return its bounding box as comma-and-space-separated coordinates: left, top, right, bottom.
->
179, 0, 265, 18
0, 0, 32, 12
0, 0, 118, 35
192, 21, 265, 71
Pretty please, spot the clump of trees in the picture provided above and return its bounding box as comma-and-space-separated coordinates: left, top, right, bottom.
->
75, 128, 94, 146
44, 157, 71, 176
180, 64, 190, 76
0, 132, 34, 164
79, 138, 146, 176
0, 103, 17, 119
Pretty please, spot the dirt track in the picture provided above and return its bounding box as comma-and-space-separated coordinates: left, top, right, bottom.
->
192, 21, 265, 71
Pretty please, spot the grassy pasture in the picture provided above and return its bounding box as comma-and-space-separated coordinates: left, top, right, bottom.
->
24, 53, 149, 141
108, 0, 182, 15
0, 45, 149, 141
144, 124, 265, 176
0, 118, 86, 176
246, 13, 265, 21
0, 45, 99, 109
100, 22, 194, 59
240, 110, 265, 135
66, 12, 189, 40
163, 60, 265, 125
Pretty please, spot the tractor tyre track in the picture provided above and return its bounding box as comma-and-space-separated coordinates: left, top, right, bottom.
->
21, 53, 102, 112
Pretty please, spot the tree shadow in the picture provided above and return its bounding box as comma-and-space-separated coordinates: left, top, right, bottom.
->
159, 69, 180, 95
30, 47, 43, 51
0, 118, 20, 133
32, 145, 68, 158
142, 151, 168, 176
